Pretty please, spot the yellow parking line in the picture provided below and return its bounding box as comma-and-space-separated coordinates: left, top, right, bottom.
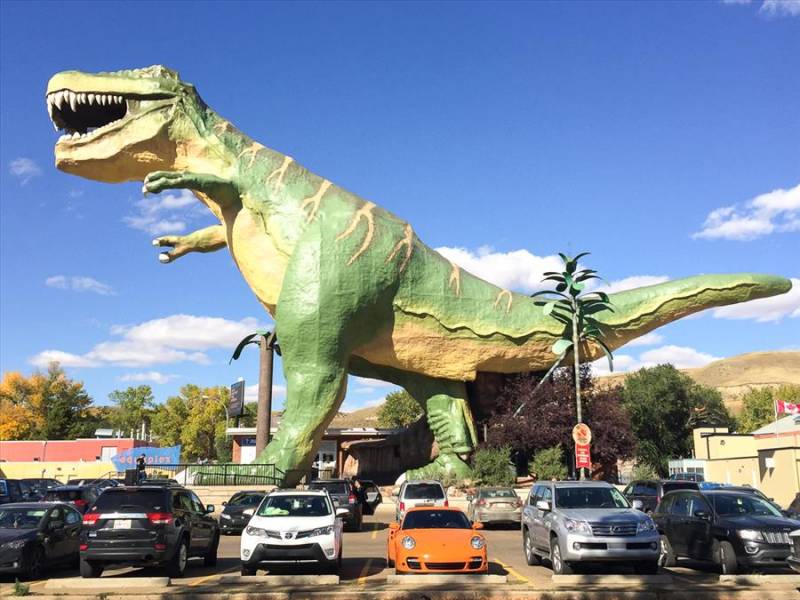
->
357, 558, 374, 584
188, 565, 239, 587
371, 526, 378, 540
494, 558, 529, 584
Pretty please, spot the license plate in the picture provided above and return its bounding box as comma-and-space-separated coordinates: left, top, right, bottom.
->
113, 519, 132, 529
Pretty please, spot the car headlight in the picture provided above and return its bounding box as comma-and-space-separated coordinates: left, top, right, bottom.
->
401, 536, 416, 550
245, 525, 268, 537
307, 525, 334, 537
637, 518, 656, 533
220, 513, 231, 520
738, 529, 764, 541
5, 539, 27, 550
470, 535, 485, 549
564, 518, 592, 534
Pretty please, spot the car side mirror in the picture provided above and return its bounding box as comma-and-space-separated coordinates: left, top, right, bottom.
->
222, 501, 227, 506
389, 522, 399, 531
472, 522, 484, 530
336, 508, 349, 517
536, 500, 551, 512
205, 504, 215, 514
48, 520, 64, 530
242, 508, 255, 517
694, 510, 710, 520
632, 500, 644, 511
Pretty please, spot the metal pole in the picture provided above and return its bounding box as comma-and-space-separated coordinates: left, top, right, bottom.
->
572, 299, 584, 481
255, 334, 274, 455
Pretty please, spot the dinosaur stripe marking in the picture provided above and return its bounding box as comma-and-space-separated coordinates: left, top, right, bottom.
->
336, 202, 376, 266
494, 289, 513, 313
386, 223, 414, 273
237, 142, 264, 169
300, 180, 332, 224
266, 155, 294, 188
448, 261, 461, 297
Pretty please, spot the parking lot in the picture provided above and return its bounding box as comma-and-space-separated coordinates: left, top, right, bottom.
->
2, 503, 798, 598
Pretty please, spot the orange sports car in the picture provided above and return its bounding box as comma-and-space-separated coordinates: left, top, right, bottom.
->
387, 506, 488, 574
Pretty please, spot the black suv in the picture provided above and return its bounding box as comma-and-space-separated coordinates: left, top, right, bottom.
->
308, 479, 363, 531
654, 489, 800, 574
0, 479, 27, 505
79, 485, 219, 578
219, 490, 266, 535
43, 485, 101, 514
623, 479, 699, 514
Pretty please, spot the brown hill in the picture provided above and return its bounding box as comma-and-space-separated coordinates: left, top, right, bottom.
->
600, 351, 800, 413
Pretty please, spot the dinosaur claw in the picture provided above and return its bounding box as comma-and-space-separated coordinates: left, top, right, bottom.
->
158, 253, 171, 264
151, 239, 159, 246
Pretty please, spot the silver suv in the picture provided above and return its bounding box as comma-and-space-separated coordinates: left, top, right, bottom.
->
521, 481, 660, 574
393, 480, 447, 522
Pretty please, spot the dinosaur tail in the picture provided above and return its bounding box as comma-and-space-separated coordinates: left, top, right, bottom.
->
597, 273, 792, 353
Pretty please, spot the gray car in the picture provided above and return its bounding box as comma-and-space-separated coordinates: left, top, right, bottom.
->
521, 481, 660, 575
467, 487, 523, 525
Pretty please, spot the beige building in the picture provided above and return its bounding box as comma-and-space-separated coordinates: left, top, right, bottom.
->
672, 415, 800, 507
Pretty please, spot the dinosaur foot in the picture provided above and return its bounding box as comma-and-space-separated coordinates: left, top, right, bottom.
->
405, 453, 474, 485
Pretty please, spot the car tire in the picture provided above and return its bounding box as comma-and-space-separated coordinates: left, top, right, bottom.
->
523, 529, 541, 566
658, 535, 677, 568
387, 556, 395, 568
23, 546, 44, 580
550, 536, 573, 575
204, 533, 219, 567
634, 561, 660, 575
241, 563, 257, 576
79, 558, 103, 579
716, 540, 738, 575
166, 537, 189, 578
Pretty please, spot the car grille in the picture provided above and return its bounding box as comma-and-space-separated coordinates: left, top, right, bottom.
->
426, 561, 466, 570
264, 543, 313, 550
763, 531, 791, 545
589, 522, 638, 536
793, 536, 800, 555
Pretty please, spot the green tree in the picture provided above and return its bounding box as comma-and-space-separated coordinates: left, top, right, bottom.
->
108, 386, 155, 436
377, 390, 422, 428
472, 446, 515, 486
151, 395, 189, 447
35, 363, 95, 440
622, 365, 734, 475
738, 385, 800, 433
529, 446, 568, 481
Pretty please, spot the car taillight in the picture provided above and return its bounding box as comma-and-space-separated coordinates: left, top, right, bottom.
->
82, 513, 100, 525
348, 493, 356, 505
399, 502, 405, 512
73, 499, 88, 507
147, 512, 173, 525
477, 499, 486, 506
79, 543, 88, 551
444, 499, 449, 507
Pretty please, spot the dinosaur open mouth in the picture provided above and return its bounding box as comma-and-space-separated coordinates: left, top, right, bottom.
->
47, 90, 129, 142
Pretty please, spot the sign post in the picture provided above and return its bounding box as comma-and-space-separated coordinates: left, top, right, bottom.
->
229, 380, 245, 426
572, 423, 592, 479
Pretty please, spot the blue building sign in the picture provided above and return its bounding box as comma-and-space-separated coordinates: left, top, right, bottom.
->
112, 445, 181, 471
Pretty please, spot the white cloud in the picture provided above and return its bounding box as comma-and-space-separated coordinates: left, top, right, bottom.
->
119, 371, 177, 385
591, 354, 639, 376
591, 344, 721, 375
760, 0, 800, 17
9, 158, 42, 184
624, 332, 664, 347
46, 275, 115, 296
692, 183, 800, 241
30, 314, 263, 369
124, 190, 208, 236
244, 384, 287, 403
341, 396, 385, 413
712, 277, 800, 322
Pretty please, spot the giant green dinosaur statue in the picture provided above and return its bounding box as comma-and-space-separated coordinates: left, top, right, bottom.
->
45, 66, 792, 483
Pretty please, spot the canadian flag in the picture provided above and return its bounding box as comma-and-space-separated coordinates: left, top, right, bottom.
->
776, 400, 800, 415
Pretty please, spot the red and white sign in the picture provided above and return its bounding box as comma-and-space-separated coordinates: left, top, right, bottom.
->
776, 400, 800, 415
575, 443, 591, 470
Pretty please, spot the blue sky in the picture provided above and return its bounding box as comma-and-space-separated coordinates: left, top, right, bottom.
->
1, 1, 798, 413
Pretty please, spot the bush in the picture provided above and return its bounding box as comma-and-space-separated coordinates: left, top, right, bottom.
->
631, 463, 659, 481
471, 446, 515, 486
529, 445, 568, 481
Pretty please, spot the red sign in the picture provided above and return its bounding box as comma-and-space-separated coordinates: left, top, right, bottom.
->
575, 443, 591, 470
776, 400, 800, 416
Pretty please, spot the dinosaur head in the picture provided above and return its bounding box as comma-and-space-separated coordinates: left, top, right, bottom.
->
46, 65, 205, 182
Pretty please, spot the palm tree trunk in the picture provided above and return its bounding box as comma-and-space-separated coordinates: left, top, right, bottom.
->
571, 299, 583, 480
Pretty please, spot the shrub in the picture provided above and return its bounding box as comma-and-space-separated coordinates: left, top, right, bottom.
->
471, 446, 515, 486
529, 445, 568, 481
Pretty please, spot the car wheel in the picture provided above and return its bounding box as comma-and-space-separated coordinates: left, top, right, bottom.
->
634, 561, 660, 575
241, 563, 257, 576
387, 556, 395, 568
204, 533, 219, 567
523, 530, 541, 566
23, 546, 44, 580
79, 558, 103, 579
658, 535, 676, 568
716, 540, 738, 575
550, 536, 573, 575
166, 537, 189, 578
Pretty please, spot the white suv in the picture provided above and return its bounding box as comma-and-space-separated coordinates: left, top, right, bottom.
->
240, 489, 346, 575
393, 480, 448, 522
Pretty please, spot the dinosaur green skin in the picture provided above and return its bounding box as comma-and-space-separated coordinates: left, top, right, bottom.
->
45, 66, 793, 484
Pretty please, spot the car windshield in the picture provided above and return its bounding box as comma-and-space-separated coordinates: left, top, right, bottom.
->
555, 487, 630, 509
713, 494, 783, 517
479, 489, 516, 498
257, 495, 331, 517
404, 484, 445, 500
229, 493, 264, 506
403, 510, 471, 529
663, 482, 697, 493
309, 482, 348, 495
0, 508, 46, 529
91, 490, 167, 512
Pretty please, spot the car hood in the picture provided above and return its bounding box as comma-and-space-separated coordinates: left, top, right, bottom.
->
248, 514, 333, 531
398, 528, 482, 550
222, 505, 251, 516
0, 529, 37, 544
719, 514, 800, 530
557, 508, 645, 523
